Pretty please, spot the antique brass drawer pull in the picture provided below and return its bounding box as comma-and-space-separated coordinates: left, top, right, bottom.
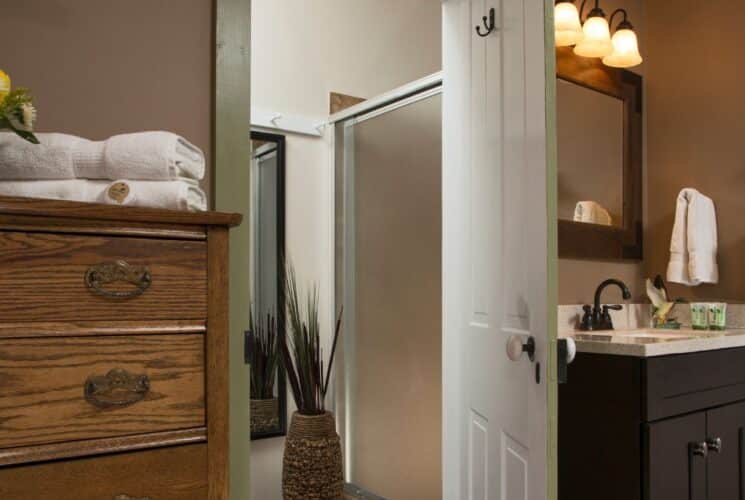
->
85, 368, 150, 408
114, 495, 151, 500
85, 260, 152, 299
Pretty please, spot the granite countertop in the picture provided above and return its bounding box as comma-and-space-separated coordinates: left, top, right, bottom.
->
560, 327, 745, 357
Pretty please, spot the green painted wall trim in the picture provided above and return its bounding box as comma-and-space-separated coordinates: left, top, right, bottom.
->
544, 0, 559, 499
215, 0, 251, 497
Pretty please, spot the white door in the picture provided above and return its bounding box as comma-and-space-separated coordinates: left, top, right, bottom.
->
442, 0, 556, 499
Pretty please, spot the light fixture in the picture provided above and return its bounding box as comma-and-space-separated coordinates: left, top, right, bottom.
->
573, 1, 613, 58
554, 1, 584, 47
602, 9, 643, 68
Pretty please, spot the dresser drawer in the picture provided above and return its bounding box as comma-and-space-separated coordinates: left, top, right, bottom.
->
0, 334, 205, 449
0, 444, 207, 499
0, 231, 206, 322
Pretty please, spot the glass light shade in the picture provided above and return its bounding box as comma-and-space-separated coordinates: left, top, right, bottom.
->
602, 28, 643, 68
573, 16, 613, 57
554, 2, 584, 47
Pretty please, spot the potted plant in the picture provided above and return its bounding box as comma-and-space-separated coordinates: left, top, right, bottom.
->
280, 265, 343, 499
247, 309, 280, 434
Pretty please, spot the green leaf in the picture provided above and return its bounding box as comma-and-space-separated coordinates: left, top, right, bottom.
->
2, 113, 39, 144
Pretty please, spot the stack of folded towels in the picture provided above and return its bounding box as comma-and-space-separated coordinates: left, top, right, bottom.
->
0, 131, 207, 211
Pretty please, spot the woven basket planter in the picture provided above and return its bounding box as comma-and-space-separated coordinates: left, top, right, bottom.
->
250, 398, 280, 434
283, 411, 343, 499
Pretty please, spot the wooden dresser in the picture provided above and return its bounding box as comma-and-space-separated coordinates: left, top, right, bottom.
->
0, 196, 240, 499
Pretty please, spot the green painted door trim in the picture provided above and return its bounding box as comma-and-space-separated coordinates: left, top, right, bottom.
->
215, 0, 251, 497
544, 0, 559, 499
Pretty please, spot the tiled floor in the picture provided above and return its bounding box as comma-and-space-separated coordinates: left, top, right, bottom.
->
343, 483, 386, 499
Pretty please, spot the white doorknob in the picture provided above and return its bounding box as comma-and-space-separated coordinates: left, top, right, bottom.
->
506, 335, 535, 362
564, 337, 577, 365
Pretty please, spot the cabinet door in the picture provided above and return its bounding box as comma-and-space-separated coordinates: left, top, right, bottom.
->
708, 401, 745, 500
645, 412, 707, 500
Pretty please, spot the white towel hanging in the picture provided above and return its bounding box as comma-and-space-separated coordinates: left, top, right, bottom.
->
667, 188, 718, 286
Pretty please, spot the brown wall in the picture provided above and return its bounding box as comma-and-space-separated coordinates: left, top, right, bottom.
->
559, 259, 646, 304
1, 0, 213, 198
645, 0, 745, 302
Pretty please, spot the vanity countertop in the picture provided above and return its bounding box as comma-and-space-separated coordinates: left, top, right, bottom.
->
560, 327, 745, 357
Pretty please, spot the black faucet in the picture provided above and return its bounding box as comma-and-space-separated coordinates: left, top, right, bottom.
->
579, 279, 632, 331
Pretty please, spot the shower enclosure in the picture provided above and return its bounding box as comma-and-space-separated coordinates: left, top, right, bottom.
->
334, 79, 442, 500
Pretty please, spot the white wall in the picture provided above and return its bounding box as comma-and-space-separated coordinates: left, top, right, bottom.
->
250, 2, 441, 498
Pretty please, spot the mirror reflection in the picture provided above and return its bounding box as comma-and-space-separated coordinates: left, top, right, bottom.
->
248, 130, 287, 440
557, 78, 624, 228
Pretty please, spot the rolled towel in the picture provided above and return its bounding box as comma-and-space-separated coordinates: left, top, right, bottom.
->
0, 179, 109, 203
0, 131, 205, 181
573, 200, 612, 226
99, 131, 205, 181
99, 179, 207, 212
0, 133, 85, 179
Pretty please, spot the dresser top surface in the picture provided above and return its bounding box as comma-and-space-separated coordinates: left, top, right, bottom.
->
0, 195, 242, 227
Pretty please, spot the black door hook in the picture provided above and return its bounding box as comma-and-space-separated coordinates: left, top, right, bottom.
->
475, 7, 496, 37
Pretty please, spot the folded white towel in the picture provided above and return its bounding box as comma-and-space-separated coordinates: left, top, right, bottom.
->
573, 200, 612, 226
0, 179, 109, 203
0, 131, 205, 181
99, 131, 205, 181
667, 188, 718, 286
99, 179, 207, 212
0, 133, 85, 179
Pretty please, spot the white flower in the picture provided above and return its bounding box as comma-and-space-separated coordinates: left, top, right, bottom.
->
19, 103, 36, 131
645, 278, 667, 308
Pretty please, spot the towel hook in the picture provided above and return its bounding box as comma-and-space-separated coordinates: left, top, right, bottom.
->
476, 7, 496, 37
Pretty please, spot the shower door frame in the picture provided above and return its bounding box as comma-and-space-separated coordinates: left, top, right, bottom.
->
330, 75, 443, 488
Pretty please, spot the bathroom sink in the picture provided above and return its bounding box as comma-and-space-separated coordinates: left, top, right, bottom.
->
566, 327, 745, 356
573, 330, 699, 344
617, 331, 696, 340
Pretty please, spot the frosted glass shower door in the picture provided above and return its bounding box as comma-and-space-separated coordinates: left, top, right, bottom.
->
336, 91, 442, 500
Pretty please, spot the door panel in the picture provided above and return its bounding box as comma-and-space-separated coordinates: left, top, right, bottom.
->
708, 401, 745, 500
470, 410, 488, 500
645, 412, 706, 500
443, 0, 551, 498
502, 432, 529, 500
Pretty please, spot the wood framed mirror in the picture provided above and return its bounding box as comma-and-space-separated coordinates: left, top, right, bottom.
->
556, 46, 643, 260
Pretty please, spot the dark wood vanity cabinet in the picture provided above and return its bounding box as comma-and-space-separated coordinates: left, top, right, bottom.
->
707, 402, 745, 500
560, 348, 745, 500
646, 401, 745, 500
645, 412, 707, 500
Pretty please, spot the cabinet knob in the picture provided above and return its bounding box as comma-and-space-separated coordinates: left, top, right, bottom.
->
690, 441, 708, 458
707, 437, 723, 453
